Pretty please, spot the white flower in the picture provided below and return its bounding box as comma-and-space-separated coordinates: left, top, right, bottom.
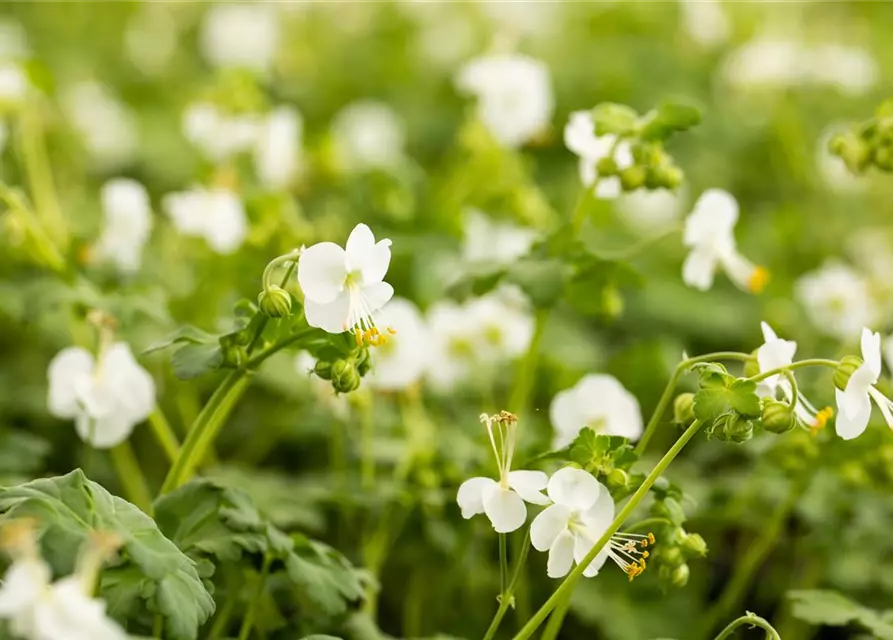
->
0, 61, 28, 105
331, 100, 406, 173
723, 39, 805, 89
62, 82, 137, 170
182, 102, 260, 164
47, 343, 155, 449
756, 322, 833, 430
29, 575, 128, 640
199, 3, 279, 74
564, 111, 633, 199
795, 260, 877, 341
682, 189, 767, 293
0, 556, 51, 637
298, 223, 394, 340
124, 4, 179, 76
836, 328, 893, 440
678, 0, 730, 47
425, 299, 480, 391
457, 412, 549, 533
615, 186, 685, 233
254, 105, 303, 190
463, 209, 537, 265
456, 53, 553, 148
366, 298, 429, 392
468, 286, 534, 360
94, 178, 153, 273
550, 374, 643, 449
294, 352, 349, 420
809, 44, 877, 96
530, 467, 652, 579
0, 20, 29, 60
163, 186, 248, 254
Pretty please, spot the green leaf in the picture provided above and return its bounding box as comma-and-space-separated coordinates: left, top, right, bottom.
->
591, 103, 640, 136
445, 260, 507, 302
504, 258, 570, 309
789, 590, 893, 639
286, 536, 367, 617
566, 257, 640, 318
0, 470, 215, 640
144, 325, 218, 354
0, 427, 49, 481
568, 430, 637, 475
693, 370, 761, 422
639, 100, 702, 141
170, 343, 224, 381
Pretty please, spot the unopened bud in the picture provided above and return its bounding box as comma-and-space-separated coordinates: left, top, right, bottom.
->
607, 468, 629, 491
834, 356, 864, 391
874, 144, 893, 172
673, 393, 695, 425
596, 155, 618, 177
355, 349, 372, 376
671, 563, 690, 588
657, 164, 683, 190
257, 285, 292, 318
619, 165, 646, 191
829, 132, 870, 174
313, 360, 333, 381
680, 532, 707, 557
331, 359, 361, 394
762, 399, 795, 434
718, 413, 753, 444
661, 545, 685, 568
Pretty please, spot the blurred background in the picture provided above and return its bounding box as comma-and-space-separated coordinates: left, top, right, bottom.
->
2, 2, 893, 639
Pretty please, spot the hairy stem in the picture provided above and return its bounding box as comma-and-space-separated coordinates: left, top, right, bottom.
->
109, 441, 153, 514
148, 407, 181, 463
510, 419, 704, 640
481, 529, 531, 640
711, 614, 781, 640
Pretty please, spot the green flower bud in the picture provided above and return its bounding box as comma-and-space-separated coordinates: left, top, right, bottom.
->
619, 165, 646, 191
355, 349, 372, 376
829, 132, 870, 174
331, 359, 361, 394
673, 393, 695, 425
743, 350, 760, 378
680, 532, 707, 557
874, 143, 893, 172
659, 164, 684, 190
671, 563, 690, 588
661, 545, 685, 568
596, 155, 619, 177
257, 286, 292, 318
762, 399, 795, 434
607, 468, 629, 491
718, 413, 753, 444
834, 355, 864, 391
313, 360, 333, 381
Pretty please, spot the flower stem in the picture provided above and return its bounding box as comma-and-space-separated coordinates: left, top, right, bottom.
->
636, 352, 751, 454
711, 614, 781, 640
482, 529, 531, 640
17, 105, 67, 249
148, 407, 181, 463
510, 419, 704, 640
596, 224, 682, 261
248, 257, 299, 354
507, 308, 549, 416
539, 590, 572, 640
570, 187, 595, 234
238, 553, 272, 640
159, 370, 251, 494
746, 359, 839, 384
499, 533, 508, 596
108, 441, 153, 515
360, 393, 375, 491
245, 326, 317, 369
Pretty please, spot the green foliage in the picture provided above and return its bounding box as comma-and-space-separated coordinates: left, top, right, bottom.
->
692, 363, 762, 438
638, 101, 703, 142
0, 470, 215, 640
789, 590, 893, 639
0, 427, 49, 484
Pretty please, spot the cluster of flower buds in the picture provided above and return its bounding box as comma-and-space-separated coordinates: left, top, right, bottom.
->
313, 349, 371, 394
829, 99, 893, 174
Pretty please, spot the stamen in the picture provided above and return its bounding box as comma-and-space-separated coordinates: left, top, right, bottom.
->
747, 266, 770, 293
605, 531, 655, 581
812, 407, 833, 433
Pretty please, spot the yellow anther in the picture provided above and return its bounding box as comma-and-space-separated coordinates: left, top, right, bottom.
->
748, 266, 770, 294
387, 326, 397, 335
811, 406, 834, 435
642, 550, 649, 559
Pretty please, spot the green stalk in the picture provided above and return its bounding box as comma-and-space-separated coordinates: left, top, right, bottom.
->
539, 591, 572, 640
159, 370, 250, 494
108, 441, 153, 514
148, 407, 181, 463
747, 359, 839, 384
711, 614, 781, 640
510, 419, 704, 640
17, 105, 67, 249
507, 308, 548, 416
238, 554, 272, 640
499, 534, 508, 596
481, 530, 532, 640
636, 352, 751, 454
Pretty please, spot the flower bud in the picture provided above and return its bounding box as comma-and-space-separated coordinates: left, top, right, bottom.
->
355, 349, 372, 377
606, 468, 629, 491
671, 563, 690, 588
680, 532, 707, 557
874, 143, 893, 172
717, 414, 753, 444
829, 132, 870, 174
834, 355, 864, 391
673, 393, 695, 425
596, 155, 618, 177
257, 285, 293, 318
331, 359, 361, 394
661, 545, 685, 568
762, 399, 795, 434
619, 165, 646, 191
656, 164, 683, 190
313, 360, 333, 381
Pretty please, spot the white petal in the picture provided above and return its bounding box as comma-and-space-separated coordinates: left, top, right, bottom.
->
75, 413, 136, 449
482, 485, 527, 533
508, 470, 550, 505
756, 338, 797, 390
760, 321, 778, 342
549, 388, 585, 448
0, 558, 51, 617
304, 291, 352, 334
457, 476, 497, 519
298, 242, 347, 304
580, 486, 615, 531
682, 247, 718, 291
47, 348, 95, 418
546, 529, 576, 578
530, 504, 571, 551
594, 176, 622, 200
861, 327, 882, 377
203, 191, 247, 254
345, 223, 377, 272
101, 343, 155, 422
835, 388, 872, 440
359, 281, 395, 316
841, 364, 877, 418
574, 530, 610, 578
546, 467, 601, 511
572, 374, 643, 441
